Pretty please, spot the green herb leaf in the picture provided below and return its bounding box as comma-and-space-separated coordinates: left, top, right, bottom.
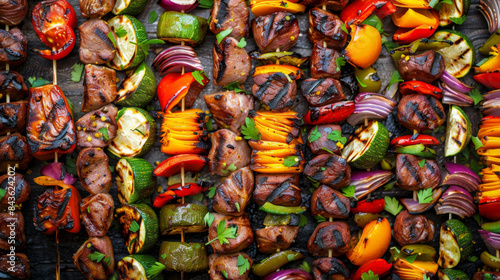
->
384, 41, 400, 52
336, 56, 346, 72
222, 270, 228, 278
133, 128, 145, 136
206, 219, 238, 245
477, 57, 490, 67
472, 136, 483, 150
0, 188, 6, 200
298, 214, 308, 227
280, 1, 288, 7
361, 270, 379, 280
485, 274, 494, 280
237, 37, 247, 48
308, 126, 321, 142
384, 196, 402, 216
241, 117, 261, 141
423, 274, 431, 280
283, 156, 299, 167
362, 15, 384, 33
388, 70, 404, 88
99, 127, 109, 141
469, 255, 479, 262
340, 22, 349, 34
341, 185, 356, 198
287, 253, 298, 261
327, 130, 347, 145
320, 147, 335, 154
87, 206, 90, 213
237, 254, 250, 275
225, 82, 247, 94
473, 213, 484, 226
208, 186, 217, 199
107, 32, 117, 47
234, 202, 240, 212
71, 63, 84, 82
356, 75, 367, 88
65, 156, 77, 175
314, 215, 326, 222
469, 87, 483, 105
299, 261, 311, 273
131, 39, 165, 57
433, 0, 453, 9
221, 163, 237, 174
198, 0, 214, 8
216, 28, 233, 44
383, 181, 395, 191
115, 26, 127, 38
405, 254, 418, 263
129, 220, 140, 233
88, 251, 106, 263
418, 159, 426, 168
28, 77, 51, 87
146, 262, 165, 279
417, 188, 433, 204
192, 70, 205, 86
104, 257, 111, 265
449, 15, 467, 25
148, 11, 158, 24
161, 253, 167, 259
204, 212, 215, 226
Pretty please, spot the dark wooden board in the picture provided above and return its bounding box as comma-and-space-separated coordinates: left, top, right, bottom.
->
5, 0, 494, 279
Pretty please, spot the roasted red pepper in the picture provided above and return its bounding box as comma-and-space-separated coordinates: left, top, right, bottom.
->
351, 258, 392, 280
394, 24, 438, 45
157, 72, 208, 113
153, 183, 208, 208
303, 101, 355, 125
479, 197, 500, 221
340, 0, 396, 26
474, 72, 500, 89
399, 81, 443, 99
351, 198, 385, 214
154, 154, 209, 177
31, 0, 77, 60
390, 134, 439, 147
33, 176, 81, 234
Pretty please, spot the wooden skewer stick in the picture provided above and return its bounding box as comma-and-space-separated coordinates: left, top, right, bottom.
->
496, 250, 499, 272
180, 31, 186, 280
413, 129, 418, 201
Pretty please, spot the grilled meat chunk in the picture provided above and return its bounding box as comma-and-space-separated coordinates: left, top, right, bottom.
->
0, 253, 30, 279
77, 148, 112, 194
79, 0, 115, 18
80, 193, 114, 237
302, 78, 345, 107
252, 12, 300, 53
209, 253, 253, 280
311, 42, 341, 79
79, 18, 115, 64
312, 258, 350, 280
397, 94, 445, 132
307, 124, 342, 155
0, 211, 25, 251
0, 0, 28, 26
311, 185, 350, 219
0, 173, 30, 211
253, 174, 301, 206
0, 28, 27, 66
82, 65, 117, 112
394, 210, 435, 246
398, 50, 445, 84
473, 272, 500, 280
252, 72, 297, 111
213, 167, 254, 216
213, 37, 251, 86
396, 154, 441, 191
208, 129, 252, 176
204, 91, 254, 135
308, 221, 350, 257
208, 213, 254, 253
0, 70, 28, 101
0, 133, 32, 172
304, 154, 351, 190
0, 101, 27, 135
209, 0, 249, 40
76, 104, 118, 149
302, 0, 348, 10
73, 236, 115, 280
256, 225, 299, 253
308, 8, 347, 50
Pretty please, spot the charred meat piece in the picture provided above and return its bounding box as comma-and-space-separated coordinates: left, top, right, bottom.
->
308, 8, 347, 50
209, 253, 253, 280
0, 211, 25, 251
213, 167, 254, 216
304, 154, 351, 190
308, 221, 350, 257
311, 185, 350, 219
0, 100, 27, 134
312, 257, 350, 280
253, 174, 301, 206
82, 65, 117, 112
208, 129, 252, 176
76, 104, 118, 149
310, 41, 341, 79
256, 225, 299, 253
0, 0, 28, 26
302, 0, 348, 10
0, 70, 28, 101
77, 148, 113, 194
397, 94, 445, 132
252, 12, 300, 53
398, 50, 445, 83
0, 253, 30, 279
307, 124, 342, 155
0, 28, 27, 66
0, 173, 30, 211
79, 18, 115, 64
73, 236, 115, 280
208, 213, 254, 253
209, 0, 249, 40
302, 78, 345, 107
79, 0, 115, 18
80, 193, 114, 237
204, 91, 254, 135
473, 272, 500, 280
396, 154, 441, 191
252, 72, 297, 111
213, 37, 251, 86
0, 133, 32, 172
394, 210, 435, 246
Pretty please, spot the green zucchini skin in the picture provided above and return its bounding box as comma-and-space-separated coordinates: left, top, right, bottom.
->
159, 203, 208, 235
116, 203, 159, 254
117, 254, 165, 280
158, 241, 209, 273
116, 157, 157, 204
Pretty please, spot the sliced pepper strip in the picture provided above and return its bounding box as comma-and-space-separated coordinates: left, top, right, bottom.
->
157, 72, 208, 113
399, 80, 443, 99
474, 72, 500, 89
351, 198, 385, 214
153, 183, 207, 208
479, 197, 500, 220
250, 0, 306, 17
340, 0, 396, 26
393, 11, 439, 45
475, 45, 500, 73
258, 202, 306, 214
391, 0, 432, 9
154, 154, 208, 177
303, 101, 355, 125
351, 259, 392, 280
253, 65, 303, 79
390, 134, 439, 147
391, 8, 439, 28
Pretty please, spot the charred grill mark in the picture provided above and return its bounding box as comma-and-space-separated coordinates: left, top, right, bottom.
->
93, 27, 114, 49
431, 53, 443, 75
424, 161, 435, 174
214, 43, 226, 83
215, 0, 230, 29
266, 181, 291, 203
427, 95, 445, 119
213, 134, 226, 165
330, 259, 350, 278
401, 155, 421, 184
233, 170, 243, 189
331, 191, 348, 214
267, 79, 290, 110
302, 79, 324, 95
263, 13, 277, 45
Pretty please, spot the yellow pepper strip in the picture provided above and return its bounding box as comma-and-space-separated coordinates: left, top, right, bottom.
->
486, 156, 500, 166
252, 148, 301, 157
481, 136, 500, 149
254, 117, 297, 134
347, 217, 391, 265
343, 24, 382, 69
478, 181, 500, 191
256, 122, 303, 144
481, 174, 500, 184
161, 141, 207, 155
250, 0, 305, 17
479, 129, 500, 139
391, 8, 439, 28
255, 110, 301, 119
394, 259, 438, 280
251, 155, 287, 165
248, 140, 298, 150
479, 189, 500, 200
475, 45, 500, 73
162, 133, 205, 142
250, 162, 303, 174
162, 108, 204, 117
253, 64, 304, 79
391, 0, 432, 9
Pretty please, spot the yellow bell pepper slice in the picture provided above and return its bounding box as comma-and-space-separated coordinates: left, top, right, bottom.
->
391, 8, 439, 28
475, 45, 500, 73
250, 0, 305, 17
391, 0, 432, 9
347, 217, 391, 265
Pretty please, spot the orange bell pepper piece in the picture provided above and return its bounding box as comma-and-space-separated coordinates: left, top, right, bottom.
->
253, 64, 304, 79
391, 0, 432, 9
392, 8, 439, 28
393, 259, 438, 280
342, 24, 382, 69
250, 0, 305, 17
475, 45, 500, 73
346, 217, 391, 265
393, 9, 439, 44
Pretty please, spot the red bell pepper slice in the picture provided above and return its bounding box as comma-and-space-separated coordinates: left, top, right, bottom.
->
479, 197, 500, 221
351, 258, 392, 280
340, 0, 397, 26
153, 183, 208, 208
390, 134, 439, 147
393, 25, 437, 44
157, 72, 208, 113
351, 198, 385, 214
399, 81, 443, 99
303, 101, 355, 125
154, 154, 209, 177
474, 72, 500, 89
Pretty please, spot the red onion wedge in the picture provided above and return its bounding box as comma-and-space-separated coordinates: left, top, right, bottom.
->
440, 71, 473, 94
153, 45, 203, 76
347, 93, 396, 126
158, 0, 198, 12
351, 170, 393, 200
434, 186, 476, 218
443, 162, 480, 192
479, 0, 500, 33
263, 269, 312, 280
479, 230, 500, 254
40, 162, 77, 185
400, 186, 445, 214
439, 82, 473, 107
